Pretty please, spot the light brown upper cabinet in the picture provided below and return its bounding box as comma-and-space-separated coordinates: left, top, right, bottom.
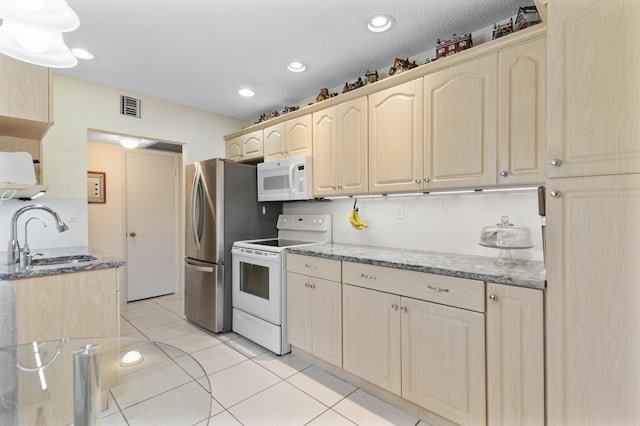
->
424, 54, 498, 190
264, 115, 312, 162
547, 0, 640, 178
225, 129, 263, 163
313, 97, 368, 197
368, 78, 424, 194
498, 37, 547, 186
0, 54, 52, 140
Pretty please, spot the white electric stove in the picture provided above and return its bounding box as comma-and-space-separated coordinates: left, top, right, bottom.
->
231, 214, 332, 354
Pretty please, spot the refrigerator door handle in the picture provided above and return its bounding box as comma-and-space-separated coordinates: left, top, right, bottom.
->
190, 165, 204, 250
185, 261, 214, 273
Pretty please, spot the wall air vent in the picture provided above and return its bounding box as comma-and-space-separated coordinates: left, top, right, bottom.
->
120, 95, 142, 118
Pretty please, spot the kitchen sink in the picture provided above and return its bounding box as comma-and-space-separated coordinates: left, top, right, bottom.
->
31, 254, 97, 266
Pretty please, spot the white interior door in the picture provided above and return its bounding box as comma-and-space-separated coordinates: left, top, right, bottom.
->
126, 150, 179, 301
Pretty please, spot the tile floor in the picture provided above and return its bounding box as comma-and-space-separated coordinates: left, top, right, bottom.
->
119, 293, 431, 426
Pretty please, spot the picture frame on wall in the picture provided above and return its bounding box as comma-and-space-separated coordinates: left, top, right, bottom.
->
87, 171, 106, 203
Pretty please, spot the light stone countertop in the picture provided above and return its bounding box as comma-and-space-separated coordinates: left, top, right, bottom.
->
0, 246, 125, 280
287, 242, 546, 289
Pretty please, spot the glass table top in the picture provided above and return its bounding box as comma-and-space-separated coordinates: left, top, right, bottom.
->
0, 337, 211, 425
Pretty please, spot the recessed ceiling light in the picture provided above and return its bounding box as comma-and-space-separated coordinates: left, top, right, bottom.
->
367, 14, 395, 33
287, 61, 307, 73
71, 47, 93, 59
238, 88, 255, 97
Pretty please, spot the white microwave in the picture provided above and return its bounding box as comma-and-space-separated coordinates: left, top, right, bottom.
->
257, 155, 313, 201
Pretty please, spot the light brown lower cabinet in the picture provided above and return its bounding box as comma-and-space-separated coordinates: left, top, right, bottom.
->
486, 283, 544, 425
286, 254, 342, 367
343, 283, 486, 426
12, 268, 120, 344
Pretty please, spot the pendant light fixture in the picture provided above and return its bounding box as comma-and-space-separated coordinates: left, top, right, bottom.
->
0, 0, 80, 68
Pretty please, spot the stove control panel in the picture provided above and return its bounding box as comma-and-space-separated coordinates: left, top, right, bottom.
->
277, 214, 331, 232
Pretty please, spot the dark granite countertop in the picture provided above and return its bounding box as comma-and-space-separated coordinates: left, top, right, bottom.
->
0, 246, 125, 280
287, 243, 546, 289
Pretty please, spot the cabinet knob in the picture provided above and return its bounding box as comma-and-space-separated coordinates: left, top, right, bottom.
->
391, 304, 398, 310
424, 177, 430, 183
550, 158, 561, 167
499, 170, 509, 177
129, 232, 136, 237
550, 190, 561, 198
415, 179, 421, 184
305, 282, 310, 288
489, 294, 498, 301
400, 306, 408, 313
337, 185, 343, 189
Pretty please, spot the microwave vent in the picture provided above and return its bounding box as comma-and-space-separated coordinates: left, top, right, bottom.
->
120, 95, 142, 118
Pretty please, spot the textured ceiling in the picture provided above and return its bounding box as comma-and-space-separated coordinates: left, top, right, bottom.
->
57, 0, 532, 122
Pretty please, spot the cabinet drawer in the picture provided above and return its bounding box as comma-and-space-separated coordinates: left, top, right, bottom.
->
287, 254, 341, 282
342, 262, 484, 313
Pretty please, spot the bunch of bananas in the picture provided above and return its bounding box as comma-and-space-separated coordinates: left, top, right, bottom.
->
349, 208, 369, 230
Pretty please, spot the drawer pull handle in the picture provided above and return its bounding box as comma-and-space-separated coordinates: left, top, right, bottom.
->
305, 264, 317, 269
360, 273, 377, 280
427, 285, 449, 293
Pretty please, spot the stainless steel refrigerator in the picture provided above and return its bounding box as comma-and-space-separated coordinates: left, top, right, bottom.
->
185, 158, 281, 333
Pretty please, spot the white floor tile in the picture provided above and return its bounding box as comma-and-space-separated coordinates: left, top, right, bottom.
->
333, 389, 419, 426
210, 359, 280, 408
287, 365, 356, 407
225, 335, 270, 358
120, 302, 166, 319
253, 351, 311, 379
119, 318, 136, 334
140, 318, 204, 341
191, 343, 248, 375
229, 381, 327, 426
120, 380, 211, 425
127, 310, 183, 330
206, 410, 243, 425
307, 409, 358, 426
162, 331, 222, 354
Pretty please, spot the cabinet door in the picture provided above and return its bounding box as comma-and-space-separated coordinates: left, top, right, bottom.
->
486, 283, 544, 426
546, 174, 640, 425
313, 106, 339, 197
368, 78, 424, 194
343, 284, 401, 395
264, 122, 286, 161
424, 54, 497, 190
286, 272, 313, 352
401, 297, 486, 425
312, 278, 342, 367
13, 268, 119, 344
338, 96, 368, 195
0, 54, 51, 139
285, 115, 313, 158
498, 37, 546, 186
225, 137, 243, 161
241, 129, 263, 161
547, 0, 640, 178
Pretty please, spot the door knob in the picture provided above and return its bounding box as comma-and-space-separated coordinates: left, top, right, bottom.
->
129, 232, 136, 237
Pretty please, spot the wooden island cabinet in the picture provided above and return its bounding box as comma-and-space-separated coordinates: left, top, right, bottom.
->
12, 268, 120, 344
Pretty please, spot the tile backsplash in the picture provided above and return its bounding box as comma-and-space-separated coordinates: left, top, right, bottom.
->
284, 188, 544, 262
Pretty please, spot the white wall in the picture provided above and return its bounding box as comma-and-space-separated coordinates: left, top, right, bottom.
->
0, 74, 244, 250
284, 188, 544, 262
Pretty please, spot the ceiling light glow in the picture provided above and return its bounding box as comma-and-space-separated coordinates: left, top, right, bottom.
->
71, 47, 94, 60
287, 61, 307, 72
119, 137, 140, 149
367, 14, 395, 33
238, 88, 255, 97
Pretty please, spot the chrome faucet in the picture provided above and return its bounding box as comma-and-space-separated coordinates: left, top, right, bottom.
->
7, 204, 69, 266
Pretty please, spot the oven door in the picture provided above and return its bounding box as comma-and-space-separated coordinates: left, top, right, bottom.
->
231, 247, 283, 325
